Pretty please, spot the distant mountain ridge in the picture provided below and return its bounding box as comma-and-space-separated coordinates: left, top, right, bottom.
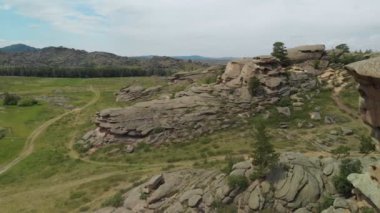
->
0, 44, 208, 77
0, 44, 39, 53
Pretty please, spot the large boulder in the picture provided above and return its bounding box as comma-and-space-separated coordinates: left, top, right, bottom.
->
346, 57, 380, 142
287, 44, 326, 63
347, 163, 380, 211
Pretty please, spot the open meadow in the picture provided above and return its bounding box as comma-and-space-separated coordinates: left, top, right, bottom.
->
0, 76, 369, 212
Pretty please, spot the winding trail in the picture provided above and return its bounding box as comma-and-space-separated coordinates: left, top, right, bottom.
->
331, 87, 360, 120
0, 86, 100, 175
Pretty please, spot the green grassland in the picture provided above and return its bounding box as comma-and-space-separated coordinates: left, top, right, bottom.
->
0, 76, 370, 212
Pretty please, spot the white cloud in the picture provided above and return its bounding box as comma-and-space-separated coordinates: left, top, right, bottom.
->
0, 3, 11, 10
2, 0, 380, 56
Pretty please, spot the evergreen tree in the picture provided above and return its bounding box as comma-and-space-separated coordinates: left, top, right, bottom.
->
252, 123, 279, 179
271, 41, 291, 66
335, 44, 350, 53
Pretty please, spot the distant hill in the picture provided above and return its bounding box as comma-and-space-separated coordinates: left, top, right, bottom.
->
0, 45, 207, 77
0, 44, 38, 53
173, 55, 236, 65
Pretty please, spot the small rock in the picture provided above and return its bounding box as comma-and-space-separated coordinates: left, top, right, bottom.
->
329, 130, 338, 135
341, 127, 353, 136
333, 198, 349, 209
188, 195, 202, 207
277, 107, 291, 117
125, 145, 135, 153
144, 174, 164, 192
310, 112, 321, 120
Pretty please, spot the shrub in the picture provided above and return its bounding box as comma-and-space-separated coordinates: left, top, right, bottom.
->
211, 201, 238, 213
18, 98, 38, 107
221, 155, 245, 174
313, 60, 321, 69
3, 93, 20, 105
359, 135, 376, 154
0, 127, 6, 139
248, 76, 261, 96
333, 159, 362, 198
277, 97, 291, 107
227, 175, 248, 190
331, 145, 350, 158
101, 192, 124, 207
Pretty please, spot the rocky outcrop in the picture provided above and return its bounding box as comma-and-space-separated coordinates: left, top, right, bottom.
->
347, 163, 380, 211
116, 85, 162, 102
95, 153, 355, 213
287, 45, 326, 63
78, 55, 320, 150
346, 57, 380, 142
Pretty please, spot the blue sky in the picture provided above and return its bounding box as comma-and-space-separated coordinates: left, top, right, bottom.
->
0, 0, 379, 57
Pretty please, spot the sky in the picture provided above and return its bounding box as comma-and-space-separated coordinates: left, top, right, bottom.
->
0, 0, 379, 57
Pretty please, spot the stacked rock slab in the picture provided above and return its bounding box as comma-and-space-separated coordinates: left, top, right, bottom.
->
345, 57, 380, 142
287, 44, 326, 63
79, 55, 322, 148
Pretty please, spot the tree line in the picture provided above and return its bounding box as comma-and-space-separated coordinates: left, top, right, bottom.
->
0, 66, 174, 78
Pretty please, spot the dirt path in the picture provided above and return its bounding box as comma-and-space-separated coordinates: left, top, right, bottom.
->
331, 87, 359, 119
0, 86, 100, 175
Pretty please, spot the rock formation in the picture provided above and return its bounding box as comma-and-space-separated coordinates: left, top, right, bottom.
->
345, 56, 380, 211
77, 55, 320, 151
95, 152, 372, 213
116, 85, 162, 102
287, 44, 326, 63
346, 57, 380, 142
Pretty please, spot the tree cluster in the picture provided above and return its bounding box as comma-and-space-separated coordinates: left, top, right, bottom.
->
0, 66, 174, 78
333, 159, 362, 197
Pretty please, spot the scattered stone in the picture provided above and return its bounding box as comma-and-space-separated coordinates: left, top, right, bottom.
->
124, 145, 135, 153
310, 112, 321, 120
341, 127, 353, 136
144, 174, 164, 192
188, 195, 202, 207
277, 107, 291, 117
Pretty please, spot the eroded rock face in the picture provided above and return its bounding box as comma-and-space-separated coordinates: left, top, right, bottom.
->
79, 56, 319, 149
96, 153, 347, 213
346, 57, 380, 141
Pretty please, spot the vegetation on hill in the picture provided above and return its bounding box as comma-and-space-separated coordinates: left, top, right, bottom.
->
0, 44, 38, 53
0, 46, 207, 77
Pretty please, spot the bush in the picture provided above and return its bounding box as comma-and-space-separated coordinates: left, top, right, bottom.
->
101, 192, 124, 207
331, 145, 350, 158
333, 159, 362, 198
227, 175, 249, 190
3, 93, 20, 105
211, 201, 238, 213
221, 155, 245, 174
248, 76, 261, 96
313, 60, 321, 69
0, 127, 6, 139
18, 98, 38, 107
359, 135, 376, 154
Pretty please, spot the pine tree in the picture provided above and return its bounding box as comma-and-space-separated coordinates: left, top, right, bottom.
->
271, 42, 291, 66
252, 123, 279, 178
